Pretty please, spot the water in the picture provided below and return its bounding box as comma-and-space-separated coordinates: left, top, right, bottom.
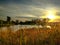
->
0, 25, 51, 31
0, 25, 38, 31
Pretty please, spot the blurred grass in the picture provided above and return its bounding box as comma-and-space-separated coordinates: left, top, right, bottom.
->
0, 24, 60, 45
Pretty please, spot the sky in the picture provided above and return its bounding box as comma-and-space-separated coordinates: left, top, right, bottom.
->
0, 0, 60, 21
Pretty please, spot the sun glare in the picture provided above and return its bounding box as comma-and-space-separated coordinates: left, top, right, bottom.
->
41, 8, 60, 22
46, 9, 56, 19
41, 8, 59, 22
47, 11, 55, 19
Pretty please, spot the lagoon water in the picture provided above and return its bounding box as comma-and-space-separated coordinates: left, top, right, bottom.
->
0, 25, 39, 31
0, 25, 51, 31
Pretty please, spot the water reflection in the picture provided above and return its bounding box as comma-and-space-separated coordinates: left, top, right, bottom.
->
0, 25, 51, 31
0, 25, 36, 31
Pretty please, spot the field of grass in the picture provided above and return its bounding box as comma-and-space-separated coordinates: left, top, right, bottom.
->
0, 23, 60, 45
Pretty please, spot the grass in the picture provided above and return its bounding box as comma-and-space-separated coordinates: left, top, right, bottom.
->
0, 24, 60, 45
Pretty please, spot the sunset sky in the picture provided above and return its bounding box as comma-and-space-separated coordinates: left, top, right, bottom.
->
0, 0, 60, 21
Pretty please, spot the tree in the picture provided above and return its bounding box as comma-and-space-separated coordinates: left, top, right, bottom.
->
7, 16, 11, 22
15, 20, 19, 25
35, 18, 49, 26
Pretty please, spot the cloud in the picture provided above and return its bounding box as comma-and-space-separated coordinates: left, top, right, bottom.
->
0, 3, 46, 17
0, 0, 60, 21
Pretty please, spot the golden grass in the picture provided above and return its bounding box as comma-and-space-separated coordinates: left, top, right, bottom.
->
0, 24, 60, 45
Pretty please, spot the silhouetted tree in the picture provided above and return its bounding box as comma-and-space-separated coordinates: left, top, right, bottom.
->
35, 19, 42, 25
35, 18, 49, 26
7, 16, 11, 22
42, 18, 50, 26
15, 20, 19, 25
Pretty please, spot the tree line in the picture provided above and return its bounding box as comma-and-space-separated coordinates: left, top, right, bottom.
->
0, 16, 49, 27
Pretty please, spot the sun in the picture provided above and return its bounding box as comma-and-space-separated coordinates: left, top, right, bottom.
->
41, 8, 60, 22
47, 15, 55, 19
46, 9, 56, 19
41, 8, 57, 19
47, 12, 55, 19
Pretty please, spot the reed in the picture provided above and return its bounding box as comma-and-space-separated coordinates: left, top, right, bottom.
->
0, 24, 60, 45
